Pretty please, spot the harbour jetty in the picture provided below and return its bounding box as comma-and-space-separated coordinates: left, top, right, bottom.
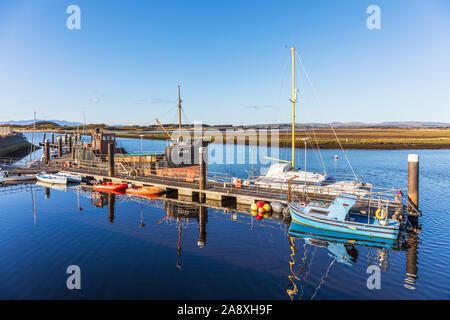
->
9, 129, 412, 221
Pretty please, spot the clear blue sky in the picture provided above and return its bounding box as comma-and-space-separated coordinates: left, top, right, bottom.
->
0, 0, 449, 125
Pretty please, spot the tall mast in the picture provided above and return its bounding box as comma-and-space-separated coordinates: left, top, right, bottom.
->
291, 46, 296, 168
33, 111, 36, 160
178, 85, 182, 141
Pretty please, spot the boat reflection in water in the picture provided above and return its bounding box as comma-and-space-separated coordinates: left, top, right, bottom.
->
158, 201, 208, 270
87, 189, 209, 270
286, 221, 400, 300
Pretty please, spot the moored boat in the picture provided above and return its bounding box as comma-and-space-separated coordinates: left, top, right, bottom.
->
126, 186, 163, 196
252, 46, 372, 196
36, 172, 68, 185
93, 182, 128, 192
288, 193, 400, 241
56, 172, 82, 183
0, 171, 36, 184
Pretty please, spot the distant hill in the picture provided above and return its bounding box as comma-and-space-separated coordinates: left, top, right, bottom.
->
250, 121, 450, 128
1, 119, 448, 129
0, 119, 83, 126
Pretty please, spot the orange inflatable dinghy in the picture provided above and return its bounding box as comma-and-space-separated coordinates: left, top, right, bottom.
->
126, 186, 163, 196
93, 182, 128, 192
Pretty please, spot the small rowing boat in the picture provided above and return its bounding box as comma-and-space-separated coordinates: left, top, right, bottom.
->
126, 186, 163, 196
288, 193, 400, 241
36, 172, 68, 185
56, 172, 82, 183
93, 182, 128, 192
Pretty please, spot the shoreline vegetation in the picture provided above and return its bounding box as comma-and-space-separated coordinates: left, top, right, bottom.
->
10, 123, 450, 150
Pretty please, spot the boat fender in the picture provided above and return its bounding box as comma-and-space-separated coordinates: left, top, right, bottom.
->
271, 202, 285, 213
375, 209, 384, 220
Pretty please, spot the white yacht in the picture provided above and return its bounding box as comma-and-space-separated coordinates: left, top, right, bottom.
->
252, 46, 372, 196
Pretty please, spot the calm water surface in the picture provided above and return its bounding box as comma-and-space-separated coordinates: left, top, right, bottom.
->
0, 132, 449, 299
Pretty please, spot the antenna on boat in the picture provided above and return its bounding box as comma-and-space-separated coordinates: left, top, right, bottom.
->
178, 85, 182, 142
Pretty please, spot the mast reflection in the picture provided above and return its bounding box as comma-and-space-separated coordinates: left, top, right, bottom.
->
287, 221, 400, 300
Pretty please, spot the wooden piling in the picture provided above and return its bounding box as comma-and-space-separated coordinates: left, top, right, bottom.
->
408, 154, 419, 211
43, 132, 46, 143
107, 193, 115, 223
405, 232, 419, 289
51, 133, 54, 144
44, 139, 50, 164
68, 135, 72, 154
108, 142, 114, 177
57, 137, 62, 158
198, 205, 207, 247
198, 147, 206, 202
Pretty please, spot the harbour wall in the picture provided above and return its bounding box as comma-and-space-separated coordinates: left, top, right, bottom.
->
0, 134, 32, 157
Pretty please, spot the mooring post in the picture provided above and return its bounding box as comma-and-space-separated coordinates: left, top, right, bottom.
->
108, 142, 114, 177
43, 132, 46, 143
57, 137, 62, 158
44, 139, 50, 164
408, 154, 419, 211
68, 135, 72, 154
404, 232, 419, 290
198, 204, 208, 247
198, 147, 206, 202
51, 133, 54, 144
107, 193, 115, 223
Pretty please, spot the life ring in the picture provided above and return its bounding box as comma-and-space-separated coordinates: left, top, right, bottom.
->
375, 209, 384, 220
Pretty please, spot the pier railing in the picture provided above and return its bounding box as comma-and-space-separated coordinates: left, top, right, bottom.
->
53, 158, 401, 207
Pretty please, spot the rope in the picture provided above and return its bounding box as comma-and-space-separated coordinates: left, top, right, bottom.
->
295, 51, 359, 182
310, 258, 335, 300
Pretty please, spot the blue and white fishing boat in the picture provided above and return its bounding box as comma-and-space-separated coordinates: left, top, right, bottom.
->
36, 172, 68, 185
288, 193, 400, 241
288, 219, 398, 248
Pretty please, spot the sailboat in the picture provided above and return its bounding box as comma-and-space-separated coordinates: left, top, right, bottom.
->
254, 46, 372, 196
154, 85, 208, 179
26, 112, 41, 168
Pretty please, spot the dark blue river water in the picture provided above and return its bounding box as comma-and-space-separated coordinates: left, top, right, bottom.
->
0, 132, 448, 299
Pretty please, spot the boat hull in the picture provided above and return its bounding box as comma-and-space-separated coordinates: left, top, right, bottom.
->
0, 175, 36, 183
288, 220, 398, 247
155, 165, 200, 182
126, 186, 163, 196
57, 173, 82, 183
288, 203, 399, 241
36, 174, 68, 185
93, 183, 128, 192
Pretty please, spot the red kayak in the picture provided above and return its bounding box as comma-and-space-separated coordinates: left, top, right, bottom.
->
93, 182, 128, 192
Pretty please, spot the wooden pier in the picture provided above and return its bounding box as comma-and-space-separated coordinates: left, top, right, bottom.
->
2, 129, 407, 218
